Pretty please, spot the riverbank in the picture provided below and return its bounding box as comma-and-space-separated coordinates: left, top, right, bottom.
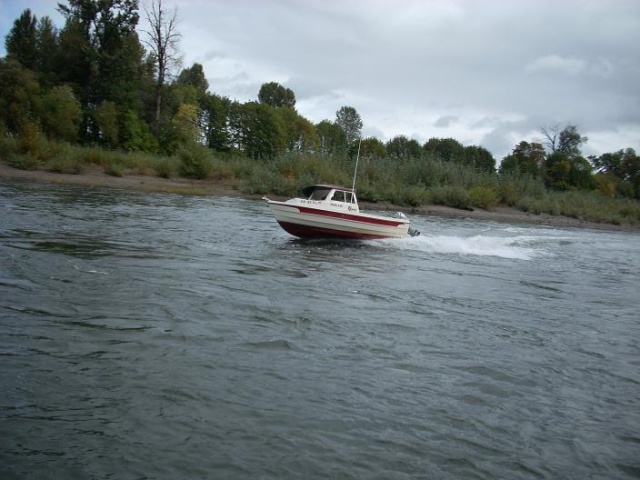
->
1, 162, 637, 232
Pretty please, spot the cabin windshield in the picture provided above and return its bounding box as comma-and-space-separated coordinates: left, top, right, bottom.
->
308, 188, 330, 200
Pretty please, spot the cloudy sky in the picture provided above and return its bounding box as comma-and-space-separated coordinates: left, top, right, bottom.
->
1, 0, 639, 160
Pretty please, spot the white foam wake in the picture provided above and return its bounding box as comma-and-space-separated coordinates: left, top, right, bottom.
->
379, 234, 544, 260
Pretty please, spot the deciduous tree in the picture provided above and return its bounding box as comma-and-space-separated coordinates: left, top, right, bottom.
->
335, 106, 362, 151
541, 124, 587, 157
316, 120, 347, 157
39, 85, 81, 141
464, 145, 495, 172
499, 141, 545, 176
258, 82, 295, 109
424, 137, 465, 163
142, 0, 181, 134
386, 135, 422, 161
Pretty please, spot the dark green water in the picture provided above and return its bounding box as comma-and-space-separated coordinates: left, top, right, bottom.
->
1, 181, 639, 479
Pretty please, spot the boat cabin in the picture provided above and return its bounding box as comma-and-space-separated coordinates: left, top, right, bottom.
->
300, 185, 359, 212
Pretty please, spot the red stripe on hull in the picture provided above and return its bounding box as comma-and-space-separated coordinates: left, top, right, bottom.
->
295, 206, 405, 227
278, 221, 390, 240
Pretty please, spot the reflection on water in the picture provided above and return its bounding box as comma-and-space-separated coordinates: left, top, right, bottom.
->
1, 181, 639, 480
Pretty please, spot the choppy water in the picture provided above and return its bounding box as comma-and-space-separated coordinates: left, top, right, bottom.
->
1, 180, 639, 480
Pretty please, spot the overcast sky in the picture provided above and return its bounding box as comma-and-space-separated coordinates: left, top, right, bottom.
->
1, 0, 639, 160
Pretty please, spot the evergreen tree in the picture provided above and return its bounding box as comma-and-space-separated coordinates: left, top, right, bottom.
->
5, 9, 38, 70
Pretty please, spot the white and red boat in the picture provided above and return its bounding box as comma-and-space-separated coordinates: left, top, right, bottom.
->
263, 184, 419, 240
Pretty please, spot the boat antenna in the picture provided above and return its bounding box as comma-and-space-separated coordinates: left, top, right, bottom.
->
351, 137, 362, 192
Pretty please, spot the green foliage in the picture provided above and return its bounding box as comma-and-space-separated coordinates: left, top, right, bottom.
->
105, 163, 124, 177
277, 107, 319, 153
316, 120, 347, 157
592, 148, 640, 199
39, 85, 81, 142
178, 143, 212, 179
468, 186, 499, 209
56, 0, 142, 142
500, 141, 546, 177
17, 121, 48, 158
46, 158, 83, 174
258, 82, 296, 108
153, 157, 177, 178
360, 137, 386, 162
401, 186, 429, 207
8, 152, 39, 170
499, 173, 546, 206
428, 186, 472, 210
465, 145, 496, 173
515, 191, 640, 225
0, 135, 19, 159
335, 106, 362, 151
176, 63, 209, 92
386, 135, 422, 161
201, 93, 231, 152
241, 102, 286, 160
557, 125, 588, 157
424, 137, 466, 163
96, 101, 119, 147
544, 152, 594, 191
0, 58, 41, 133
5, 9, 38, 70
120, 110, 158, 152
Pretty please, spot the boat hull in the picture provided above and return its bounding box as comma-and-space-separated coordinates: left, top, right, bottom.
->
266, 202, 410, 239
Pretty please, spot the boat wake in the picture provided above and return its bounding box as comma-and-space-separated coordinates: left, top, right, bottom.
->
378, 234, 546, 260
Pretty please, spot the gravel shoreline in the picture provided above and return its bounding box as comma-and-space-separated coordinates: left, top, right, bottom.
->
1, 162, 637, 232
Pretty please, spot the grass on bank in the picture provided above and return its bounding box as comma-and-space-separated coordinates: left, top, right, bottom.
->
1, 133, 639, 226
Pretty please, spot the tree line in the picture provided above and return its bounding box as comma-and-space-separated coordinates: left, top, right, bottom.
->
1, 1, 638, 201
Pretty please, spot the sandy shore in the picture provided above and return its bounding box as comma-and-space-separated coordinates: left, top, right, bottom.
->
1, 162, 637, 232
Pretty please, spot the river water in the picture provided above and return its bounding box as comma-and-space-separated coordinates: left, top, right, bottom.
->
1, 180, 639, 480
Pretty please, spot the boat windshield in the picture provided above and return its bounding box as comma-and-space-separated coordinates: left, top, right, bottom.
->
308, 188, 331, 200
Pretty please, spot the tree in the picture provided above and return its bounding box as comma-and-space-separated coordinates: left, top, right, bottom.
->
200, 93, 231, 152
142, 0, 181, 134
39, 85, 81, 141
359, 137, 386, 162
464, 145, 495, 172
258, 82, 295, 109
316, 120, 347, 157
0, 58, 40, 133
545, 152, 594, 191
499, 141, 546, 176
541, 124, 587, 157
176, 63, 208, 93
35, 16, 60, 87
557, 125, 588, 157
57, 0, 142, 141
424, 137, 465, 163
335, 106, 362, 150
540, 124, 561, 153
277, 107, 318, 153
169, 103, 199, 145
4, 9, 38, 70
241, 102, 286, 160
96, 100, 119, 146
386, 135, 422, 161
593, 148, 640, 199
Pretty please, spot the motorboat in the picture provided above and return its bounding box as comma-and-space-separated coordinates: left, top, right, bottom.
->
263, 184, 419, 240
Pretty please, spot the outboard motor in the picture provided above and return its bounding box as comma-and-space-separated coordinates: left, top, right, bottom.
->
396, 212, 420, 236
